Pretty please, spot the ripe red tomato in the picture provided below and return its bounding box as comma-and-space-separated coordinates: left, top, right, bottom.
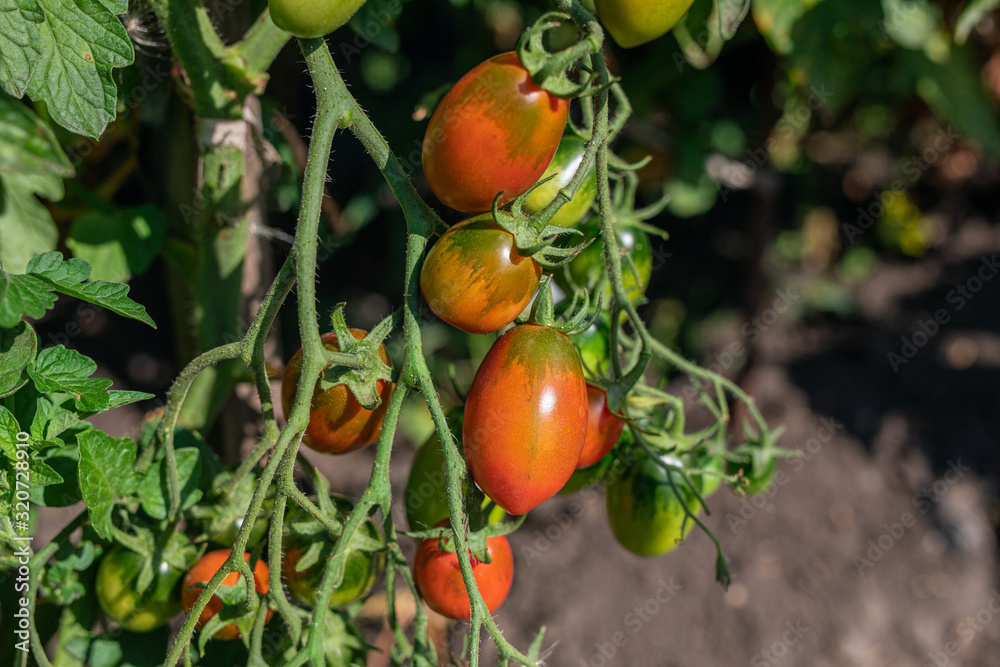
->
577, 385, 625, 469
422, 52, 570, 213
181, 549, 273, 641
413, 526, 513, 620
281, 329, 394, 455
420, 214, 541, 334
463, 324, 588, 515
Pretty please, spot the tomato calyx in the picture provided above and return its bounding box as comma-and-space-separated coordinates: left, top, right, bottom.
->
516, 12, 603, 98
316, 304, 397, 410
488, 189, 590, 269
521, 276, 600, 338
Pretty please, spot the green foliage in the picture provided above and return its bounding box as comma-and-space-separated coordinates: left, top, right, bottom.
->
0, 0, 134, 137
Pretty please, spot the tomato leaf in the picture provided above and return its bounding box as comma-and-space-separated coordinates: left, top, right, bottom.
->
138, 447, 204, 520
67, 626, 169, 667
0, 321, 36, 397
66, 206, 168, 284
27, 345, 114, 412
0, 0, 42, 97
16, 0, 134, 138
0, 94, 73, 176
78, 430, 139, 540
0, 172, 61, 274
0, 252, 157, 327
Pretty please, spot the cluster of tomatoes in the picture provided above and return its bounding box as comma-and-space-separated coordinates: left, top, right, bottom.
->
95, 483, 383, 641
92, 1, 731, 641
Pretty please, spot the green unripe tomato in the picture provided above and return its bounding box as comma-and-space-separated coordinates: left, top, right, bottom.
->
560, 218, 653, 302
524, 136, 597, 228
572, 320, 613, 379
405, 416, 506, 530
595, 0, 696, 48
95, 534, 191, 632
605, 451, 698, 557
268, 0, 368, 39
209, 497, 272, 550
282, 495, 385, 609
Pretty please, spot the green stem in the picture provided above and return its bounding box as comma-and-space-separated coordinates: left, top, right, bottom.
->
231, 9, 290, 78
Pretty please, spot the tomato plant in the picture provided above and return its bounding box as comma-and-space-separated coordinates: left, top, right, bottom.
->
268, 0, 366, 39
95, 535, 192, 632
463, 324, 589, 515
420, 214, 542, 334
281, 329, 394, 455
181, 550, 273, 641
422, 52, 570, 213
282, 494, 385, 609
524, 135, 597, 228
595, 0, 697, 48
413, 525, 514, 621
605, 450, 699, 557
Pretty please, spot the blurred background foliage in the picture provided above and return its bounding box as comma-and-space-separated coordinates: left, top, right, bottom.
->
3, 0, 1000, 440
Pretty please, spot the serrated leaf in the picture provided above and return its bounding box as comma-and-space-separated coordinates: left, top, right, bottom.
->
104, 390, 154, 410
28, 455, 63, 486
24, 0, 134, 138
0, 320, 36, 397
0, 94, 73, 176
0, 172, 60, 274
0, 0, 43, 97
0, 404, 20, 458
0, 251, 156, 327
28, 345, 113, 411
717, 0, 751, 38
956, 0, 1000, 44
78, 429, 139, 540
66, 205, 167, 283
139, 448, 203, 520
26, 251, 156, 326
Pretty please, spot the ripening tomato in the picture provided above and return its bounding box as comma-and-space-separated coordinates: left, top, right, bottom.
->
464, 324, 588, 515
563, 218, 653, 302
595, 0, 696, 48
605, 450, 698, 557
577, 385, 625, 469
420, 215, 541, 334
423, 52, 570, 213
524, 136, 598, 228
413, 525, 513, 620
96, 535, 191, 632
268, 0, 366, 39
282, 494, 385, 609
181, 550, 273, 641
281, 329, 394, 455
